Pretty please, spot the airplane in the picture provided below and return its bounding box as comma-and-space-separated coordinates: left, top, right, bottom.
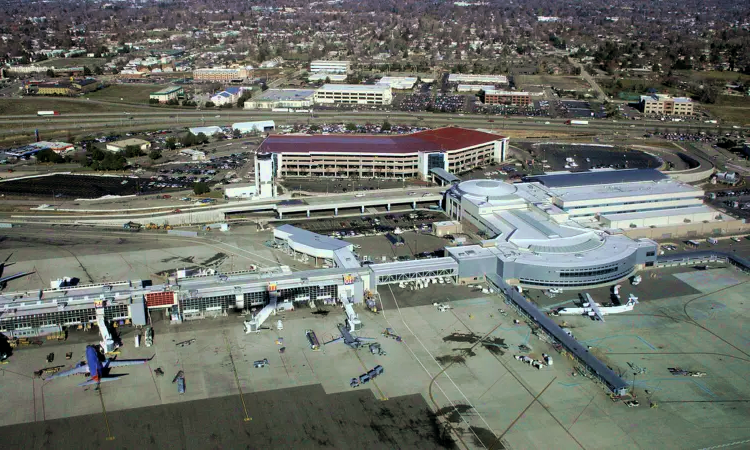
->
44, 345, 152, 387
323, 323, 376, 349
0, 253, 35, 290
557, 294, 639, 321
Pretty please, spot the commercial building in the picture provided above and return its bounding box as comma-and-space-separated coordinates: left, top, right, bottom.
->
3, 141, 74, 158
243, 89, 315, 110
232, 120, 275, 134
149, 85, 183, 103
193, 68, 250, 82
224, 183, 257, 198
257, 127, 508, 180
209, 87, 249, 106
639, 94, 694, 116
448, 74, 508, 85
179, 149, 207, 161
377, 77, 417, 90
308, 73, 347, 83
106, 138, 151, 153
309, 60, 351, 74
432, 220, 462, 237
314, 84, 392, 106
484, 90, 532, 106
35, 81, 75, 96
189, 126, 222, 136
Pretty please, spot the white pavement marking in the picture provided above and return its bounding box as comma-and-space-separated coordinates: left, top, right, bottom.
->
383, 284, 499, 444
699, 439, 750, 450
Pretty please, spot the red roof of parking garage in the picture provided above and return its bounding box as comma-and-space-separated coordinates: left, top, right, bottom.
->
258, 127, 505, 154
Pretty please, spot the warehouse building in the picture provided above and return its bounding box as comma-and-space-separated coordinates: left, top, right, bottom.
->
484, 90, 532, 106
377, 76, 418, 90
243, 89, 315, 110
188, 126, 222, 136
149, 85, 183, 103
448, 74, 508, 85
309, 60, 351, 74
232, 120, 275, 134
106, 138, 151, 153
257, 127, 508, 180
314, 84, 393, 105
193, 67, 250, 82
308, 73, 347, 83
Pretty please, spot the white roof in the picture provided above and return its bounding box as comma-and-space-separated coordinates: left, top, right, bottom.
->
189, 126, 222, 135
602, 205, 717, 221
317, 84, 390, 93
550, 179, 701, 203
486, 89, 530, 96
232, 120, 275, 131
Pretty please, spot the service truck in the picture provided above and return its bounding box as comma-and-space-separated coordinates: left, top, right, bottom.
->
565, 120, 589, 125
37, 111, 60, 116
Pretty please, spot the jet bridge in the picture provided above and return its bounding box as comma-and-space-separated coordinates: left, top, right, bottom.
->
369, 258, 458, 286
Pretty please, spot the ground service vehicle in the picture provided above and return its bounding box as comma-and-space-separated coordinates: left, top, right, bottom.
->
565, 120, 589, 125
37, 111, 60, 116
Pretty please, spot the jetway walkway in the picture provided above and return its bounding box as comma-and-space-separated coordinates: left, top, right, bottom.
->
369, 257, 458, 285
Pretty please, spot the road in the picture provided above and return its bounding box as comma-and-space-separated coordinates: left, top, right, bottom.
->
568, 60, 608, 101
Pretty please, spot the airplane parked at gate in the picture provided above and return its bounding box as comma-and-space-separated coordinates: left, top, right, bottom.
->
557, 294, 639, 321
0, 253, 35, 290
324, 323, 376, 349
44, 345, 152, 387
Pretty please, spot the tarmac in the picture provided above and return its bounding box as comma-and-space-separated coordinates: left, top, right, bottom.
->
1, 226, 750, 449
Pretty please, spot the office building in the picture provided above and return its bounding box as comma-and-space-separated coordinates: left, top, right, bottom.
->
314, 84, 392, 105
639, 94, 694, 116
257, 127, 508, 180
309, 60, 351, 74
484, 90, 532, 106
193, 68, 250, 82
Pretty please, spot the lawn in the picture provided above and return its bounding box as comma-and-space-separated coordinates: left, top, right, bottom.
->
37, 58, 109, 69
0, 98, 143, 116
516, 75, 591, 91
85, 83, 169, 104
678, 70, 750, 84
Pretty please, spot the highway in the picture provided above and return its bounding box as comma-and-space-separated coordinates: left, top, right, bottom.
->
0, 109, 746, 138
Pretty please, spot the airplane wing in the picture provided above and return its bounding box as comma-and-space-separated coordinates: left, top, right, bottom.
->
0, 271, 34, 284
357, 337, 376, 341
44, 364, 89, 381
588, 301, 605, 322
78, 376, 123, 387
105, 357, 153, 368
323, 337, 344, 345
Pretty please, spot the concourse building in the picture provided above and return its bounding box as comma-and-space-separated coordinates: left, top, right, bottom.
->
257, 127, 509, 181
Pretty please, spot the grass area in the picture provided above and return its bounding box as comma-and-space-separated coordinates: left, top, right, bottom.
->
702, 104, 750, 125
85, 84, 168, 104
516, 75, 590, 91
37, 58, 109, 68
677, 70, 750, 83
0, 98, 144, 116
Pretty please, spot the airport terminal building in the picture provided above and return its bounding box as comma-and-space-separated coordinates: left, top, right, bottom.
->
258, 127, 509, 181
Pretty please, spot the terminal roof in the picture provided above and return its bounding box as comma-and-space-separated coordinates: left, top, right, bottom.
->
526, 169, 667, 188
275, 224, 351, 251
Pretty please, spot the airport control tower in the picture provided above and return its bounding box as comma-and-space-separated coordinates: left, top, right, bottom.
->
254, 152, 277, 199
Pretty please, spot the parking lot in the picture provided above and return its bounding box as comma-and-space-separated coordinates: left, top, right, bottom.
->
281, 177, 422, 194
394, 92, 471, 114
518, 143, 662, 172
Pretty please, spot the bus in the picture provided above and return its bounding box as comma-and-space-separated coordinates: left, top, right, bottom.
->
305, 330, 320, 351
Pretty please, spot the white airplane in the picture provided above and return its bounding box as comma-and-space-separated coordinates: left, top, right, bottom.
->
557, 294, 639, 321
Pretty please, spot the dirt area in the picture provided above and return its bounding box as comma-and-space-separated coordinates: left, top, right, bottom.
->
0, 174, 183, 199
85, 84, 169, 104
0, 98, 144, 116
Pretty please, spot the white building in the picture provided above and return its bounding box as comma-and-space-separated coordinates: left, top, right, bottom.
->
314, 84, 392, 105
456, 84, 495, 93
639, 94, 694, 116
448, 74, 508, 85
224, 183, 256, 198
255, 152, 277, 198
232, 121, 275, 134
209, 87, 249, 106
308, 73, 347, 82
106, 138, 151, 153
243, 89, 315, 110
377, 76, 418, 90
189, 126, 222, 136
309, 60, 351, 74
179, 149, 207, 161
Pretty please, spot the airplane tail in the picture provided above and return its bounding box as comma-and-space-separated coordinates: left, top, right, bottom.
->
78, 376, 123, 387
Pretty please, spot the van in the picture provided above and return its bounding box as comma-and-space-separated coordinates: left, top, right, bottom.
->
707, 237, 718, 245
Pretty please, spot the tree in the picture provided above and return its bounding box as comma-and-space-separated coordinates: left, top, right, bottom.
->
165, 137, 177, 150
382, 120, 391, 131
232, 128, 242, 139
45, 68, 55, 78
166, 98, 179, 106
181, 132, 197, 147
193, 182, 210, 195
94, 66, 103, 76
236, 90, 253, 108
149, 149, 162, 160
36, 148, 63, 163
345, 122, 357, 132
204, 101, 215, 108
123, 145, 144, 157
83, 66, 92, 76
149, 98, 160, 104
215, 133, 226, 142
196, 132, 209, 144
